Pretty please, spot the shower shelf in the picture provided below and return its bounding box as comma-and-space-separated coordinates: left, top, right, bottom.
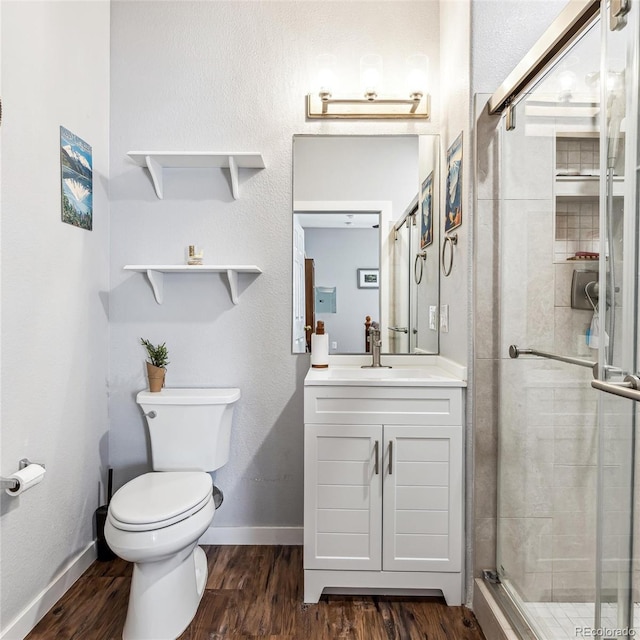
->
123, 265, 262, 305
555, 175, 624, 197
127, 151, 265, 200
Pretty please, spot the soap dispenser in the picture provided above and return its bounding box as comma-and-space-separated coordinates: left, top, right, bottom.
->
311, 320, 329, 369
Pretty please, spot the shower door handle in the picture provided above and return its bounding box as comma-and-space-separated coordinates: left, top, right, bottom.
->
591, 375, 640, 402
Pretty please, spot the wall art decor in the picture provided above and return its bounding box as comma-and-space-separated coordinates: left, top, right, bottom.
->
357, 268, 379, 289
445, 132, 462, 233
420, 171, 433, 249
60, 126, 92, 230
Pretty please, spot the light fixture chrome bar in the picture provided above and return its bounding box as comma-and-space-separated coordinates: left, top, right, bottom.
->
488, 0, 600, 115
509, 344, 597, 374
306, 93, 430, 119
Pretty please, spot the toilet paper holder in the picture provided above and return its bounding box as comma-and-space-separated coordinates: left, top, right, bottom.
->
1, 458, 46, 491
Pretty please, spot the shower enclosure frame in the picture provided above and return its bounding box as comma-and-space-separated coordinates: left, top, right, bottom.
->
480, 0, 640, 637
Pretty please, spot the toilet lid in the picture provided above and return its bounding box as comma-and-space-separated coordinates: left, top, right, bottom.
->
109, 472, 213, 531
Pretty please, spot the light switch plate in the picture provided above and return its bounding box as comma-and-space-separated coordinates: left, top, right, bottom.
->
440, 304, 449, 332
429, 306, 437, 331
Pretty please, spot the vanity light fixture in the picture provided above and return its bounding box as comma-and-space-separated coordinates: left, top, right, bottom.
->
307, 53, 430, 119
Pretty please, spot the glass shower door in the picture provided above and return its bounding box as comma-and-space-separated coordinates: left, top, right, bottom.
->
594, 0, 640, 634
494, 1, 640, 638
496, 18, 604, 639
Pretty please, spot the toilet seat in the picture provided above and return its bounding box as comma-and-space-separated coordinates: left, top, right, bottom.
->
109, 472, 212, 532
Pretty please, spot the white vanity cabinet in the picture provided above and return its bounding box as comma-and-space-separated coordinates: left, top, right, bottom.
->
303, 376, 465, 605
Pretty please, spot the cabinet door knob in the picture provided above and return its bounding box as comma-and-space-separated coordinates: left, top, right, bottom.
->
388, 440, 393, 475
374, 440, 380, 475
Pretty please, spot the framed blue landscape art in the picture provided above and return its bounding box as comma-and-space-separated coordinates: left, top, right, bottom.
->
420, 171, 433, 249
445, 132, 462, 233
60, 126, 93, 231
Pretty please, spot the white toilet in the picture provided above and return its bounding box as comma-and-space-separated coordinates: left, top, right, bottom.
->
105, 387, 240, 640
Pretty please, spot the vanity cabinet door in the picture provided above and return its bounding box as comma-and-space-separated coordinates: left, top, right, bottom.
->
382, 425, 462, 572
304, 424, 383, 571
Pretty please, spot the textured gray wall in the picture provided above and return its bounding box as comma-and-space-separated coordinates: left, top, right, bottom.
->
1, 0, 110, 630
109, 1, 441, 531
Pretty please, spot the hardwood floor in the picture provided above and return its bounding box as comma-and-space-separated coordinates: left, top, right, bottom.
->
26, 545, 486, 640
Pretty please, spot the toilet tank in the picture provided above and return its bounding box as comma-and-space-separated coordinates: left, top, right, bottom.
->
137, 388, 240, 472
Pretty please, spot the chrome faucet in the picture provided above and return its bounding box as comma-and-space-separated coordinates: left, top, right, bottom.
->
362, 322, 392, 369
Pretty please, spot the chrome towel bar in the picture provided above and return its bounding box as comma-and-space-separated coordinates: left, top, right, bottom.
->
388, 326, 408, 334
508, 344, 598, 376
591, 376, 640, 402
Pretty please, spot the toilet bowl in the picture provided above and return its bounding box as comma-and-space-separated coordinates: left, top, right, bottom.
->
105, 388, 240, 640
105, 472, 215, 640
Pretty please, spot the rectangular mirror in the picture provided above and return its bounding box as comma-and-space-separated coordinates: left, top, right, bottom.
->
292, 135, 439, 355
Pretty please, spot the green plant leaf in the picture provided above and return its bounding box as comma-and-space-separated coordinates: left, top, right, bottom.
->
140, 338, 170, 368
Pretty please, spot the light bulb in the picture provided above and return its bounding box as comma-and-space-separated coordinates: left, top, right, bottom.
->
406, 54, 429, 97
315, 54, 336, 97
360, 54, 383, 99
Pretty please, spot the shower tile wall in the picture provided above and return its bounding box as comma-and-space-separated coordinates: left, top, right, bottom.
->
499, 363, 598, 603
554, 138, 600, 263
556, 138, 598, 175
554, 201, 599, 263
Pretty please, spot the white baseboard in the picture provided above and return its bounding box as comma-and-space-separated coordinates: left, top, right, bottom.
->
1, 542, 97, 640
199, 526, 303, 546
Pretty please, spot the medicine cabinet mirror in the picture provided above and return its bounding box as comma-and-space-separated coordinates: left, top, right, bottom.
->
292, 134, 440, 355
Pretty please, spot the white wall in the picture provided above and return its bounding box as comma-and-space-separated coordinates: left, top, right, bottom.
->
439, 0, 471, 367
0, 1, 110, 635
109, 1, 441, 534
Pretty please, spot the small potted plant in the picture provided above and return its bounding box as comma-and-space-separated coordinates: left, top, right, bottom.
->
140, 338, 169, 392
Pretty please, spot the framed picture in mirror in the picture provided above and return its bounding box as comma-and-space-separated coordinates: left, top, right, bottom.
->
357, 268, 379, 289
445, 132, 463, 233
420, 171, 433, 249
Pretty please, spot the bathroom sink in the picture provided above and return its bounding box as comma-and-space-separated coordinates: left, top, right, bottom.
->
304, 365, 465, 387
328, 367, 437, 379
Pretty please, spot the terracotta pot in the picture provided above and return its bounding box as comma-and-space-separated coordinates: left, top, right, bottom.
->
146, 362, 166, 392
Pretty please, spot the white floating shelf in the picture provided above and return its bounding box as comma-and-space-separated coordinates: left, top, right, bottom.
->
127, 152, 265, 200
124, 265, 262, 305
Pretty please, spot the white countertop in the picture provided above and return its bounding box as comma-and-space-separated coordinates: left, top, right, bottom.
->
304, 357, 467, 388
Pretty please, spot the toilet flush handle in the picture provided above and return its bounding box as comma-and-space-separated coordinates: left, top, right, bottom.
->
144, 411, 157, 419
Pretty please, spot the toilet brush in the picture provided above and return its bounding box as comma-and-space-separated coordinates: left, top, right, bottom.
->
95, 468, 116, 561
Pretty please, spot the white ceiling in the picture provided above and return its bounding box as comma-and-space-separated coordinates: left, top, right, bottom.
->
295, 212, 379, 229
